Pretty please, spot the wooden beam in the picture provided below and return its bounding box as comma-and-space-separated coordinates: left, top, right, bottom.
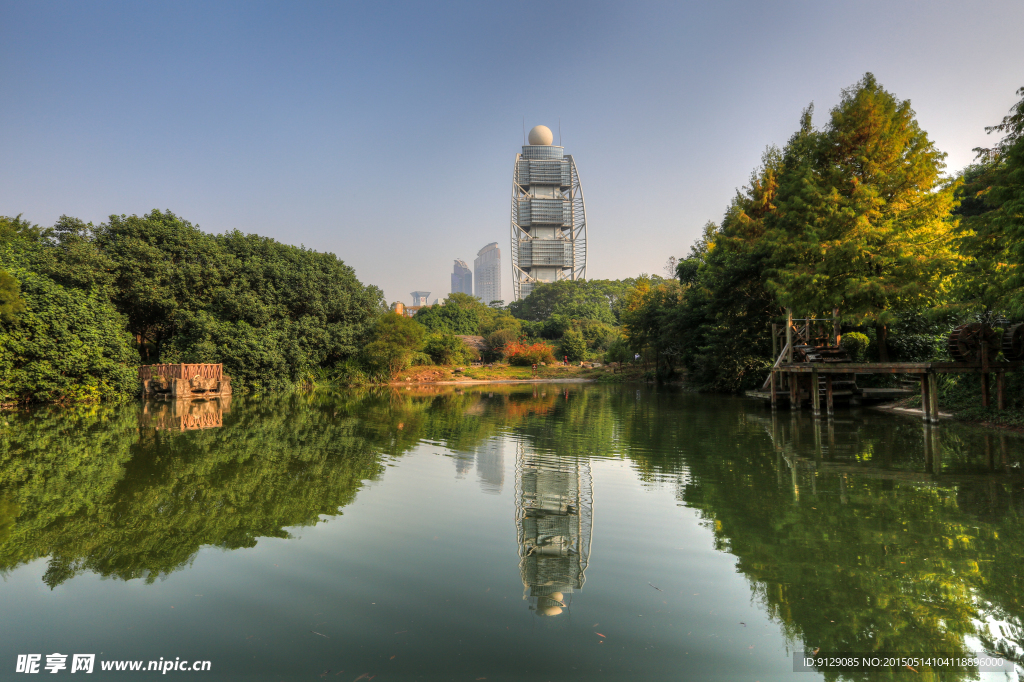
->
826, 375, 834, 416
981, 373, 990, 408
928, 372, 940, 424
790, 370, 799, 409
812, 367, 821, 416
770, 370, 777, 409
920, 374, 930, 422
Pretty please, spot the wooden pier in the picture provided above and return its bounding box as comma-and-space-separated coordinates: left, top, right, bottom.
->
754, 361, 1021, 422
750, 311, 1023, 422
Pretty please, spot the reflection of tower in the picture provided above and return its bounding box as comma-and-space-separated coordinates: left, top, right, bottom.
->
514, 442, 593, 616
476, 438, 505, 494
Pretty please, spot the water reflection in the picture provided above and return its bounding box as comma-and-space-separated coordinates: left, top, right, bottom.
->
3, 387, 1024, 679
514, 444, 593, 616
140, 396, 232, 431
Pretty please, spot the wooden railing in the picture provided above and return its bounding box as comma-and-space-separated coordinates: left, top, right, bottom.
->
139, 363, 223, 382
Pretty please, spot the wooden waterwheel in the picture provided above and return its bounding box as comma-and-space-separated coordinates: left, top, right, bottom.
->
947, 323, 1001, 362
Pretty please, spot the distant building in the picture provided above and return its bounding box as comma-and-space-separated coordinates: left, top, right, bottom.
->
474, 242, 502, 305
411, 291, 431, 306
451, 259, 472, 295
510, 124, 588, 300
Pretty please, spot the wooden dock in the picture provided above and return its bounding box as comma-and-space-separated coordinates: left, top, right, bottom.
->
756, 360, 1021, 423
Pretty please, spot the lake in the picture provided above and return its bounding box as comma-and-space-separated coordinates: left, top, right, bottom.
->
1, 384, 1023, 680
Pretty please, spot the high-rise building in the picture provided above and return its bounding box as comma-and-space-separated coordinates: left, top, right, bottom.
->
474, 242, 502, 305
410, 291, 431, 306
451, 259, 472, 295
510, 124, 588, 300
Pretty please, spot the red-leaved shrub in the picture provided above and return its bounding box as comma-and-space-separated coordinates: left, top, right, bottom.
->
505, 342, 557, 366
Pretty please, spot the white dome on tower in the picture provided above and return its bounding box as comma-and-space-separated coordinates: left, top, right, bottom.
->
528, 125, 553, 146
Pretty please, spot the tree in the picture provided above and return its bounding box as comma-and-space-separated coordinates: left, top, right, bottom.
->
0, 270, 26, 323
414, 292, 484, 334
954, 86, 1024, 317
766, 74, 959, 360
360, 312, 426, 379
559, 328, 587, 362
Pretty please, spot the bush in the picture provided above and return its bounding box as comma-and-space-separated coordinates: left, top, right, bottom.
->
505, 342, 557, 366
485, 328, 519, 359
424, 332, 473, 365
604, 338, 631, 365
559, 329, 587, 362
0, 265, 138, 404
841, 332, 870, 362
359, 313, 426, 380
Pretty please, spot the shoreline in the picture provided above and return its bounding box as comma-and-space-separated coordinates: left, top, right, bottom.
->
389, 378, 596, 386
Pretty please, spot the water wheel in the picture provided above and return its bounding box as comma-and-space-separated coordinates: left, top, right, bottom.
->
948, 323, 1001, 362
1002, 323, 1024, 361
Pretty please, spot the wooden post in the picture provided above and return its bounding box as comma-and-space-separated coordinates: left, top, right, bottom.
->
997, 371, 1005, 410
772, 323, 778, 361
790, 371, 798, 409
770, 370, 777, 409
981, 373, 990, 408
812, 367, 821, 416
920, 374, 930, 422
826, 375, 834, 416
786, 309, 794, 363
928, 372, 939, 424
833, 307, 840, 346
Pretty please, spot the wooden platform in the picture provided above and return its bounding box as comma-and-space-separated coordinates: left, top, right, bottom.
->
762, 360, 1020, 422
746, 387, 915, 403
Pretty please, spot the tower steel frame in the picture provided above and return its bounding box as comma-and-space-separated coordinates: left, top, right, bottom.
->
510, 149, 588, 301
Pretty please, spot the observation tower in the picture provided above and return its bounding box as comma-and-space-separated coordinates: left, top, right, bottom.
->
510, 125, 588, 300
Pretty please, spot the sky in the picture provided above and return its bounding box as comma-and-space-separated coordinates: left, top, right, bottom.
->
2, 0, 1023, 305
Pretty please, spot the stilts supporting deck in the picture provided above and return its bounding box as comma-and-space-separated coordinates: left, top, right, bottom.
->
750, 361, 1021, 423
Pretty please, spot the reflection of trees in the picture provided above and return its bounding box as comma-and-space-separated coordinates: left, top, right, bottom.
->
669, 407, 1024, 681
4, 383, 1024, 680
514, 443, 593, 617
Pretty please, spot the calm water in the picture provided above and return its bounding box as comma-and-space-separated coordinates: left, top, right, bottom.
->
2, 384, 1024, 681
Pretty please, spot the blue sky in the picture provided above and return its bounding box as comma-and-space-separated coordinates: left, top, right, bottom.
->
2, 0, 1022, 304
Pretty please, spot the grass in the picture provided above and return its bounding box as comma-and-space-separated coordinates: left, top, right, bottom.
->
390, 362, 643, 384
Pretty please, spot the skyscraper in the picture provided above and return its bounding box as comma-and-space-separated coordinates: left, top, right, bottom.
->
474, 242, 502, 305
510, 124, 588, 300
451, 259, 472, 295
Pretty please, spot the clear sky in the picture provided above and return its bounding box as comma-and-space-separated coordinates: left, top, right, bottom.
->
2, 0, 1022, 305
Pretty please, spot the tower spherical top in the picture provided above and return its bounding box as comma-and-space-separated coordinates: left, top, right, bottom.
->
528, 125, 554, 146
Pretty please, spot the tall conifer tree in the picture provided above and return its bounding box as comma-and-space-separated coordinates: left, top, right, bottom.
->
767, 74, 958, 359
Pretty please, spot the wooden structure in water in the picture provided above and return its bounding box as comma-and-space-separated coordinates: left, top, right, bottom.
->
139, 363, 232, 399
748, 311, 1023, 422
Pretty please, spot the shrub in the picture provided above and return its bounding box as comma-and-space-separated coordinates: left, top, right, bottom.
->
841, 332, 870, 362
559, 329, 587, 362
485, 328, 519, 359
505, 341, 557, 366
604, 338, 631, 365
424, 332, 473, 365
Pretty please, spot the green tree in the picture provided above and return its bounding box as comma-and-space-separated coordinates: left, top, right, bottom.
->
423, 332, 473, 365
360, 313, 426, 379
558, 328, 587, 362
414, 292, 485, 334
954, 86, 1024, 317
766, 74, 959, 360
0, 269, 26, 323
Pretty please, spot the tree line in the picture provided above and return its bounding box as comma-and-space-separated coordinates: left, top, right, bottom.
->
3, 73, 1022, 403
620, 74, 1024, 392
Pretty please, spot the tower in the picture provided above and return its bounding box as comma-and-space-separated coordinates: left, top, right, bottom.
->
510, 124, 587, 300
451, 259, 472, 295
474, 242, 502, 305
